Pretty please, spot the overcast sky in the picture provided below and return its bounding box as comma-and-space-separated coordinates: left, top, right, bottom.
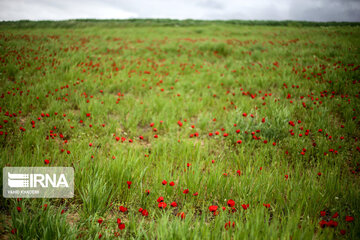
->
0, 0, 359, 22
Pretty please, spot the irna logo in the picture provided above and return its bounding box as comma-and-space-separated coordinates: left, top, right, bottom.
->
8, 173, 69, 188
3, 167, 74, 198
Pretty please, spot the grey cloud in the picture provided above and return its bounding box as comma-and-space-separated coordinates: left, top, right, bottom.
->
288, 0, 360, 21
197, 0, 225, 9
0, 0, 138, 20
0, 0, 359, 21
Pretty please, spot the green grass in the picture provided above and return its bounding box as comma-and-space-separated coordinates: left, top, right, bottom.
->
0, 20, 359, 239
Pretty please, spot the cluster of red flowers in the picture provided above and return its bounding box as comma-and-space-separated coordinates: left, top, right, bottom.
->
318, 210, 354, 235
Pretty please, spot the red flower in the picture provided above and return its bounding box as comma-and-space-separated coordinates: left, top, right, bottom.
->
158, 202, 167, 209
317, 172, 322, 176
345, 216, 354, 222
117, 218, 121, 224
11, 228, 16, 234
157, 196, 164, 202
119, 206, 128, 212
118, 223, 125, 230
127, 181, 132, 189
141, 209, 149, 216
340, 229, 346, 235
44, 159, 50, 164
179, 212, 185, 219
98, 218, 103, 224
319, 220, 328, 228
183, 189, 189, 194
285, 175, 288, 180
263, 203, 271, 208
241, 204, 249, 210
169, 181, 175, 186
16, 207, 21, 212
320, 211, 326, 216
227, 199, 235, 207
209, 205, 218, 212
171, 202, 177, 207
162, 180, 167, 185
332, 212, 339, 218
193, 192, 198, 196
177, 121, 183, 127
328, 220, 338, 228
236, 170, 241, 175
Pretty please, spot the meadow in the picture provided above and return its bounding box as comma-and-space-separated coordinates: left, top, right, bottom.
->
0, 20, 359, 239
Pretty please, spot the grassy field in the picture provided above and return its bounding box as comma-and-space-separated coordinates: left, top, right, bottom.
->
0, 20, 359, 239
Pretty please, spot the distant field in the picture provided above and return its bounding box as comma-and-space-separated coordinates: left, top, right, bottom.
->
0, 20, 359, 239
